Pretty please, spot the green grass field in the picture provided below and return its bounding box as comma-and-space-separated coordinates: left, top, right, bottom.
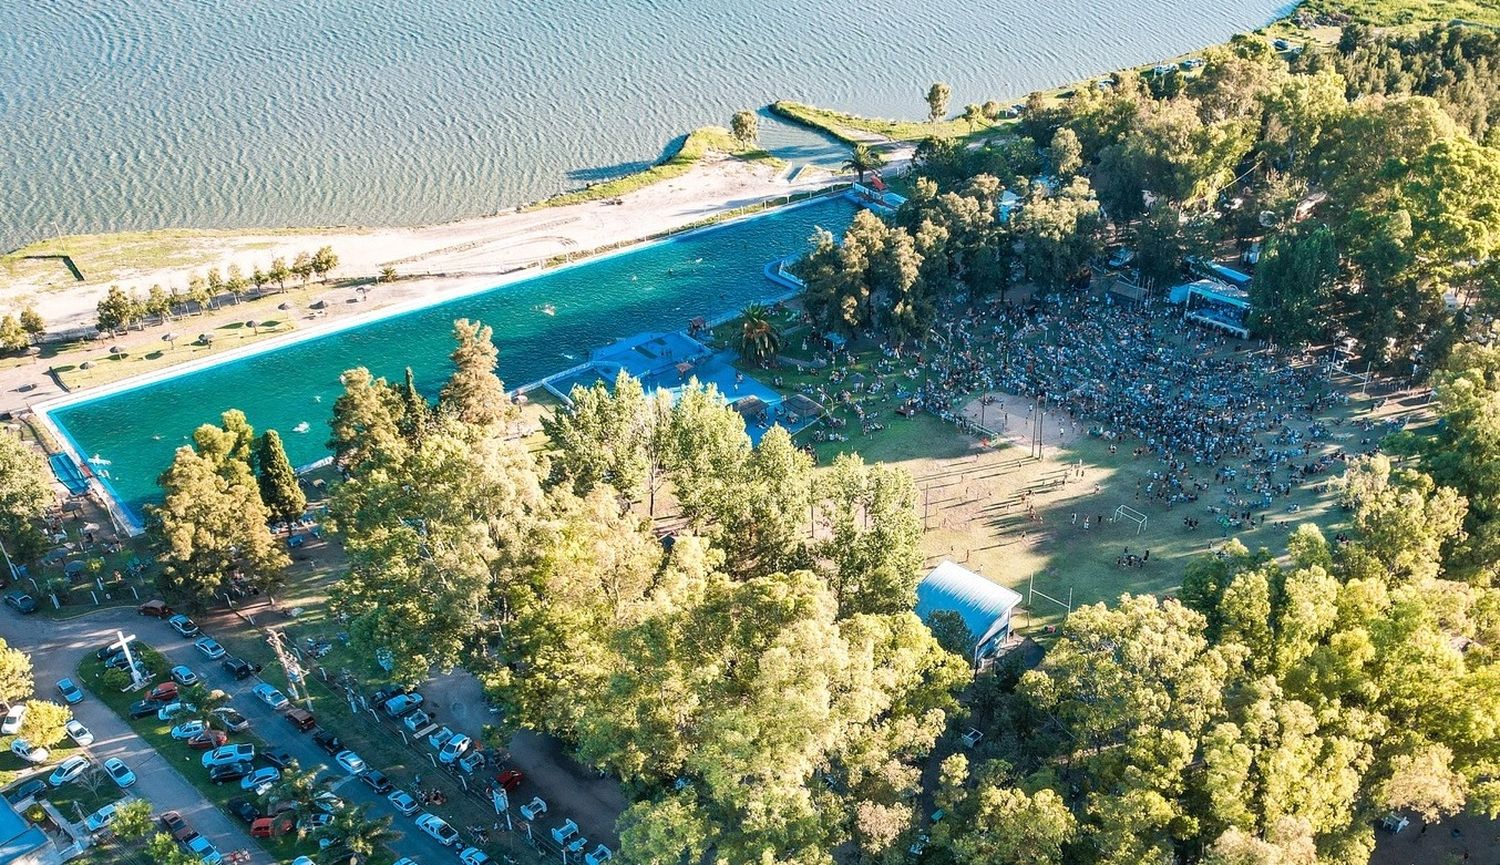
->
1302, 0, 1500, 27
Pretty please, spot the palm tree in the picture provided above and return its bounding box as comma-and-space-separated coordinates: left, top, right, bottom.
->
738, 303, 781, 367
315, 805, 397, 864
841, 144, 886, 184
266, 763, 336, 837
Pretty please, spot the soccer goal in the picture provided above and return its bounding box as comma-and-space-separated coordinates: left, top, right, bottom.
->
1114, 504, 1148, 535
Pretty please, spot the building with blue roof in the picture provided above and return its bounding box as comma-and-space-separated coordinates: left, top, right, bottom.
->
915, 560, 1024, 665
0, 795, 58, 865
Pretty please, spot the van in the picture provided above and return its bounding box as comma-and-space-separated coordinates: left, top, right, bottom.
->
138, 600, 173, 618
285, 708, 316, 732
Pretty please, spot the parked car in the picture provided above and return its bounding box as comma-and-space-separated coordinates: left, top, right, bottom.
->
415, 813, 459, 846
195, 637, 226, 660
262, 747, 296, 769
129, 699, 166, 719
458, 749, 486, 774
551, 818, 579, 845
83, 803, 118, 832
226, 798, 259, 824
334, 750, 366, 775
56, 678, 84, 704
439, 733, 471, 764
220, 655, 259, 678
185, 832, 222, 865
167, 614, 199, 637
459, 848, 492, 865
4, 592, 38, 614
209, 762, 253, 784
9, 739, 49, 764
383, 692, 423, 717
171, 721, 208, 740
241, 766, 280, 793
496, 769, 525, 792
585, 844, 614, 865
387, 789, 419, 816
360, 769, 392, 794
211, 707, 249, 732
187, 729, 228, 750
427, 726, 455, 750
48, 756, 91, 786
138, 599, 173, 617
285, 707, 316, 732
312, 791, 344, 814
1, 704, 25, 735
157, 702, 196, 722
402, 709, 432, 733
95, 639, 133, 661
3, 779, 47, 804
103, 757, 136, 788
170, 665, 200, 687
202, 743, 255, 768
65, 719, 94, 746
519, 797, 547, 821
312, 729, 343, 755
252, 683, 289, 711
160, 811, 195, 841
371, 684, 407, 705
148, 682, 180, 703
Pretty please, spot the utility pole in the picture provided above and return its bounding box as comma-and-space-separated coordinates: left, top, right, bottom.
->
266, 629, 307, 705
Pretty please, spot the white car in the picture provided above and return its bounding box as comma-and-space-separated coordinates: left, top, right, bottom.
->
49, 755, 90, 786
459, 848, 492, 865
83, 803, 118, 832
519, 796, 547, 821
104, 757, 136, 788
334, 750, 366, 775
1, 704, 25, 735
66, 719, 94, 746
585, 844, 614, 865
241, 766, 280, 794
251, 683, 288, 710
194, 637, 226, 659
187, 833, 223, 865
438, 733, 471, 764
9, 739, 49, 764
551, 818, 579, 845
415, 812, 459, 847
393, 859, 420, 865
157, 702, 196, 721
171, 720, 207, 740
387, 789, 419, 816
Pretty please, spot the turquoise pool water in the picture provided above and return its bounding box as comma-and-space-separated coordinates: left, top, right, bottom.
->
50, 197, 858, 514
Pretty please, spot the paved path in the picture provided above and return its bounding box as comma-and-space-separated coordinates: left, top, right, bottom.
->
0, 605, 272, 865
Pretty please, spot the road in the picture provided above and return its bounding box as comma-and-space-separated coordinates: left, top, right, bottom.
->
0, 604, 465, 865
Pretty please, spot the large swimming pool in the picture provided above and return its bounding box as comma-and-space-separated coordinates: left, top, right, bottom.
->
48, 196, 858, 515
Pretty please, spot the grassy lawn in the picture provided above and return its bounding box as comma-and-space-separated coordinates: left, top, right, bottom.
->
1, 230, 311, 293
51, 315, 295, 391
73, 645, 324, 863
44, 777, 126, 826
771, 100, 1010, 144
530, 125, 784, 210
1301, 0, 1500, 26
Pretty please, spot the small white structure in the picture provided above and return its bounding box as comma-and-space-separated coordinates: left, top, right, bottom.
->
915, 561, 1024, 665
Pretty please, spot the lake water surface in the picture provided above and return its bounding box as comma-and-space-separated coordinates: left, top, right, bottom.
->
4, 0, 1288, 249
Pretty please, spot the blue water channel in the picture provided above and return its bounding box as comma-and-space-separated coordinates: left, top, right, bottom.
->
51, 197, 858, 514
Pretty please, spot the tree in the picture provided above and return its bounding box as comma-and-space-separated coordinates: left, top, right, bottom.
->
737, 303, 781, 367
438, 319, 514, 428
962, 103, 986, 132
291, 251, 314, 286
1050, 127, 1083, 177
925, 609, 975, 659
316, 806, 396, 864
225, 264, 247, 302
149, 414, 289, 603
0, 317, 25, 352
379, 265, 397, 284
0, 431, 51, 550
842, 144, 887, 184
730, 110, 758, 146
250, 266, 267, 295
96, 285, 135, 333
1014, 176, 1104, 286
311, 246, 339, 282
816, 453, 925, 616
255, 430, 306, 524
927, 81, 952, 123
146, 832, 201, 865
18, 700, 71, 748
265, 763, 335, 836
113, 798, 155, 841
1250, 224, 1339, 344
18, 307, 43, 340
188, 274, 212, 310
0, 638, 34, 705
327, 368, 405, 471
267, 257, 291, 292
146, 284, 172, 322
942, 785, 1076, 865
542, 370, 650, 498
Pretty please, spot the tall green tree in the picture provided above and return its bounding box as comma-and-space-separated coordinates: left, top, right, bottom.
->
439, 319, 514, 429
737, 303, 781, 367
1250, 224, 1340, 344
18, 307, 44, 339
96, 285, 135, 333
927, 81, 953, 123
842, 144, 887, 184
730, 110, 758, 146
0, 317, 25, 352
0, 637, 34, 705
255, 430, 306, 524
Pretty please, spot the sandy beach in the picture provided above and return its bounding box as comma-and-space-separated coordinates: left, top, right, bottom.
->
0, 153, 871, 414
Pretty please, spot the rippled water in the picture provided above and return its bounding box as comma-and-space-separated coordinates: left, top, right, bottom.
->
3, 0, 1287, 249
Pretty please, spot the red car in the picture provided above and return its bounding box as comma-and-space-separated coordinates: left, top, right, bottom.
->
149, 682, 180, 702
187, 730, 228, 750
495, 768, 525, 792
160, 811, 195, 842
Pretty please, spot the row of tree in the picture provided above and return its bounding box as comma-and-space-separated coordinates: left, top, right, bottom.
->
97, 246, 338, 333
0, 307, 46, 351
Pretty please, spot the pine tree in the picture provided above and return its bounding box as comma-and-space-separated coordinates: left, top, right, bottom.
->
439, 319, 513, 428
256, 430, 306, 524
